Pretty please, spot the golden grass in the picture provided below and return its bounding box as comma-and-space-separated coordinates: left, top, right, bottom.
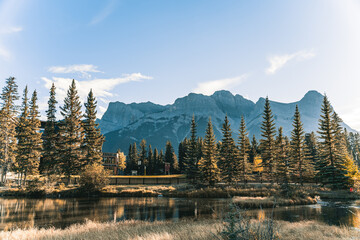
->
1, 219, 359, 240
233, 196, 317, 208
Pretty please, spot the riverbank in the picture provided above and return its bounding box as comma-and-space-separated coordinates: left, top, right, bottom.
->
1, 219, 359, 240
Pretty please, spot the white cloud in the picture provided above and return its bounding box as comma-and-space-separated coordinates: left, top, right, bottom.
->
193, 75, 248, 95
90, 0, 117, 25
41, 73, 153, 115
48, 64, 102, 78
266, 49, 316, 75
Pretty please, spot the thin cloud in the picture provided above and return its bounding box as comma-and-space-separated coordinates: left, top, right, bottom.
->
90, 0, 118, 25
48, 64, 102, 78
41, 73, 153, 106
266, 49, 316, 75
193, 75, 248, 95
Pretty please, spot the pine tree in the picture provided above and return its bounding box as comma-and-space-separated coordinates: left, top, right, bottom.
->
165, 141, 178, 173
41, 83, 58, 176
178, 139, 188, 173
238, 116, 251, 184
147, 144, 154, 175
27, 90, 42, 180
317, 95, 348, 188
15, 87, 31, 185
198, 118, 220, 186
58, 80, 84, 184
276, 127, 291, 191
0, 77, 19, 183
260, 97, 277, 183
290, 105, 308, 185
184, 115, 200, 182
158, 149, 165, 174
139, 139, 147, 175
129, 143, 139, 174
249, 135, 259, 164
305, 132, 319, 182
219, 115, 238, 183
82, 89, 105, 166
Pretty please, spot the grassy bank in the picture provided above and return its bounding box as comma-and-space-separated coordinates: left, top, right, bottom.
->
233, 196, 317, 208
1, 219, 358, 240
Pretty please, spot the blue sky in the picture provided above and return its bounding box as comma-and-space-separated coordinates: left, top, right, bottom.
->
1, 0, 360, 129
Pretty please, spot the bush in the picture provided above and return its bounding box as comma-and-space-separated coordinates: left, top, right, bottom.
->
79, 164, 109, 192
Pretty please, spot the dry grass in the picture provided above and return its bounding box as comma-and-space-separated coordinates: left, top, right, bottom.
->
1, 219, 359, 240
233, 196, 317, 209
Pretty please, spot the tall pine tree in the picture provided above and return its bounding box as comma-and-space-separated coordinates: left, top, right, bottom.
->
82, 89, 105, 166
260, 97, 277, 183
58, 80, 84, 184
184, 115, 200, 183
276, 127, 291, 191
238, 116, 251, 184
198, 118, 220, 186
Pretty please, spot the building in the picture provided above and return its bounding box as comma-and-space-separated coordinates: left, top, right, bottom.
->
102, 152, 120, 175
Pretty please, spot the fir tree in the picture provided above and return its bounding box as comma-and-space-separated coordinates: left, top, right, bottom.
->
15, 87, 31, 185
238, 116, 251, 184
153, 148, 161, 174
129, 143, 139, 174
41, 83, 58, 176
305, 132, 319, 182
165, 141, 178, 173
147, 144, 154, 175
58, 80, 84, 184
178, 139, 188, 173
158, 149, 165, 174
290, 105, 307, 185
139, 139, 147, 175
184, 115, 200, 183
276, 127, 291, 191
249, 135, 259, 164
317, 95, 348, 188
0, 77, 19, 183
198, 118, 220, 186
260, 97, 277, 183
82, 89, 105, 166
219, 115, 238, 183
27, 90, 42, 179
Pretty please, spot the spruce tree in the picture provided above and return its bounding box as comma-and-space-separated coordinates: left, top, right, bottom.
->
147, 144, 154, 175
219, 115, 237, 183
317, 95, 348, 188
15, 87, 31, 185
82, 89, 105, 166
41, 83, 58, 176
276, 127, 291, 191
0, 77, 19, 183
178, 139, 188, 173
260, 97, 277, 183
198, 118, 220, 186
238, 116, 251, 184
184, 115, 200, 182
305, 132, 319, 182
290, 105, 308, 185
129, 143, 139, 174
58, 80, 84, 184
165, 141, 178, 173
27, 90, 42, 180
139, 139, 147, 175
249, 135, 259, 164
159, 149, 165, 174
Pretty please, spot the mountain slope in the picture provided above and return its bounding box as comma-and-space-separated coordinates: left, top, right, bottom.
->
99, 90, 356, 153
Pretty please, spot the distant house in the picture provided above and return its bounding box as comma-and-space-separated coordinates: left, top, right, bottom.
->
102, 152, 120, 175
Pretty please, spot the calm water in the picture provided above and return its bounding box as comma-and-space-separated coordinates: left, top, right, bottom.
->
0, 197, 360, 231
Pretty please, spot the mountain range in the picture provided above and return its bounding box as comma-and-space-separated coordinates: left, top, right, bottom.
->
98, 90, 355, 153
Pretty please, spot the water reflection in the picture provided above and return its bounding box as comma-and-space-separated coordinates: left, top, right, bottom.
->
0, 197, 360, 230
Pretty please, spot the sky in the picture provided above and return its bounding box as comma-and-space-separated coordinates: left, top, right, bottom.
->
1, 0, 360, 129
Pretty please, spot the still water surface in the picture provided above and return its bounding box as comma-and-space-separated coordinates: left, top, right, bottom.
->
0, 197, 359, 231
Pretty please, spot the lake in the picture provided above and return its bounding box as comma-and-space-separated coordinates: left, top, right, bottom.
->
0, 197, 359, 231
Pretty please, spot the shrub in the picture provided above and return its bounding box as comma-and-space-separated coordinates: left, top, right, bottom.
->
79, 163, 109, 192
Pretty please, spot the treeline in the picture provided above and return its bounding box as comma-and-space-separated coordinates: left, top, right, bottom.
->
0, 77, 104, 185
127, 96, 360, 189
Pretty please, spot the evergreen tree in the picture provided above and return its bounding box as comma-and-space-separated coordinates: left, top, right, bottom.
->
290, 105, 308, 185
139, 139, 147, 175
249, 135, 259, 164
27, 90, 42, 179
158, 149, 165, 174
219, 115, 238, 183
198, 118, 220, 186
260, 97, 277, 183
165, 141, 178, 173
147, 144, 154, 175
129, 143, 139, 174
276, 127, 291, 191
184, 115, 200, 182
41, 83, 58, 176
238, 116, 251, 184
305, 132, 319, 182
15, 87, 31, 185
317, 95, 348, 188
0, 77, 19, 183
153, 148, 161, 175
58, 80, 84, 184
82, 89, 105, 166
178, 139, 188, 173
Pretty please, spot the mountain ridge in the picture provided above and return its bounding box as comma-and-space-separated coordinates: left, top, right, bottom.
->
99, 90, 356, 153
